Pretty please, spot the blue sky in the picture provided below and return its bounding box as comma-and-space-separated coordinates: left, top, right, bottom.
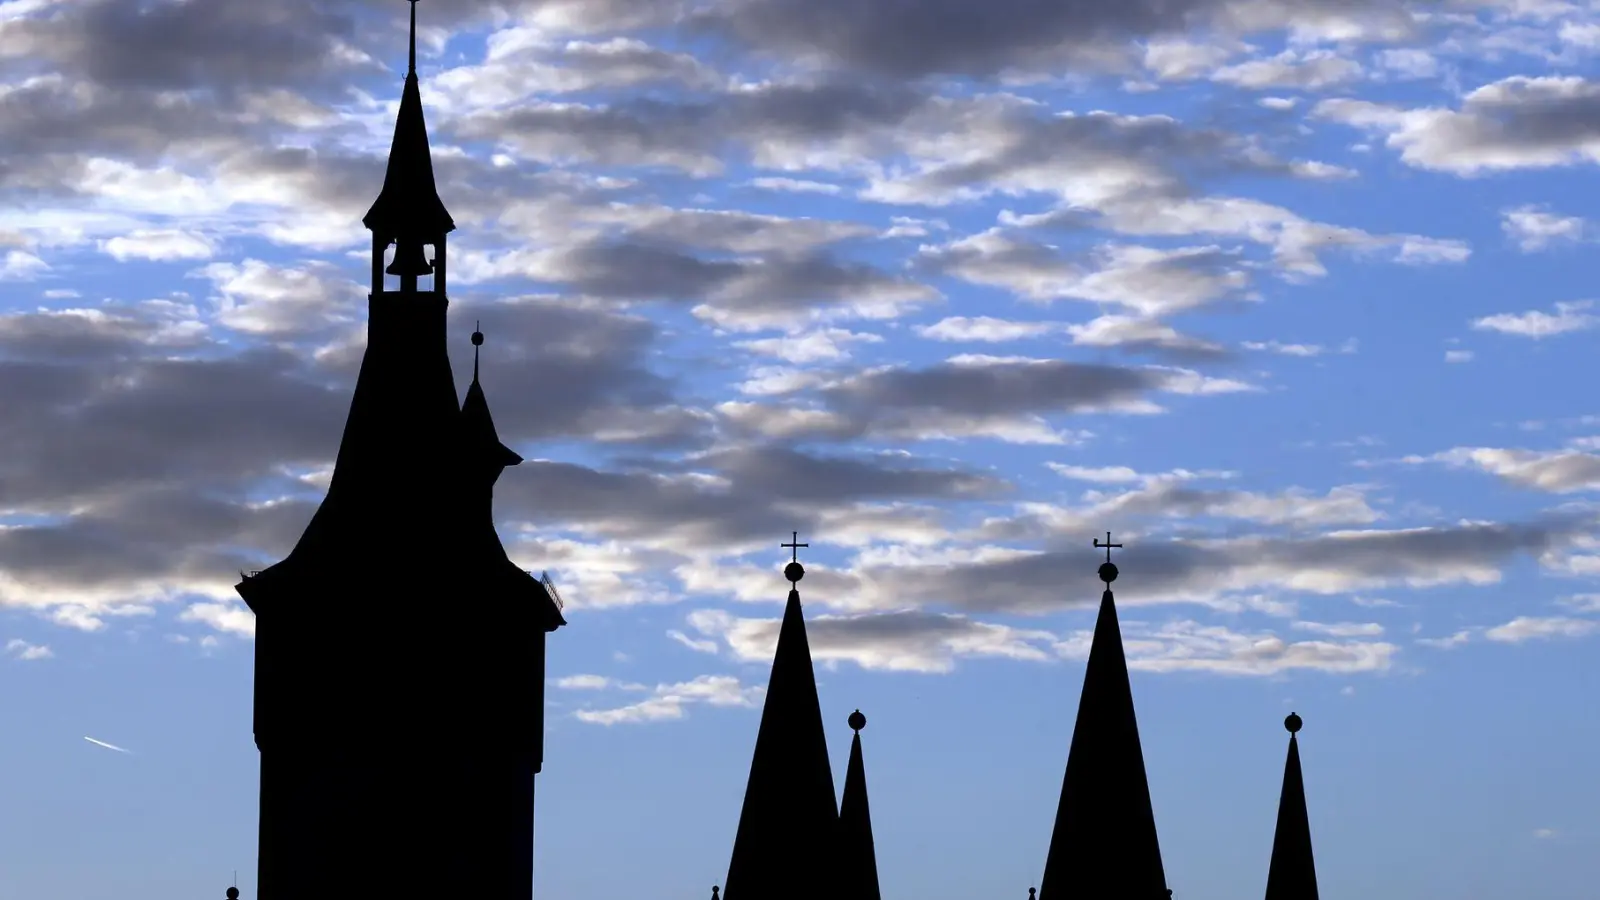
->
2, 0, 1599, 898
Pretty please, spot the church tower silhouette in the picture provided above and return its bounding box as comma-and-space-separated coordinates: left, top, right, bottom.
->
234, 3, 565, 897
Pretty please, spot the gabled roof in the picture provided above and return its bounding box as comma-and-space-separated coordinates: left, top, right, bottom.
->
1264, 714, 1319, 900
722, 586, 839, 900
1038, 584, 1169, 900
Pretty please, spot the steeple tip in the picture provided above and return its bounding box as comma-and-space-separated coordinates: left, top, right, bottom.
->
1285, 712, 1302, 735
407, 0, 419, 74
782, 530, 808, 586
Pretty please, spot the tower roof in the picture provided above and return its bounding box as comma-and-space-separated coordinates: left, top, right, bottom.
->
1038, 538, 1169, 900
723, 543, 839, 900
462, 324, 523, 470
362, 1, 455, 240
838, 710, 882, 900
1264, 714, 1319, 900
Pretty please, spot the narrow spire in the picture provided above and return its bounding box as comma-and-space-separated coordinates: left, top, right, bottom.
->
723, 535, 840, 900
1038, 535, 1169, 900
363, 0, 454, 243
472, 319, 482, 382
461, 326, 523, 472
838, 710, 882, 900
1264, 713, 1320, 900
408, 0, 418, 74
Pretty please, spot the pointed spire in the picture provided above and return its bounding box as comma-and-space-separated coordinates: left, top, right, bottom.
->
1038, 535, 1169, 900
723, 534, 839, 900
408, 0, 418, 74
1264, 713, 1319, 900
461, 325, 523, 472
838, 709, 882, 900
363, 0, 454, 243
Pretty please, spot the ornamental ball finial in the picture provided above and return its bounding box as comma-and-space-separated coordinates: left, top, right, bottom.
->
784, 561, 805, 584
226, 889, 240, 900
471, 327, 484, 346
1285, 712, 1302, 734
848, 709, 866, 733
1098, 561, 1118, 584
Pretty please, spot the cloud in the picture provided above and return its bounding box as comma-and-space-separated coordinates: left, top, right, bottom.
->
1315, 76, 1600, 175
83, 735, 131, 753
917, 316, 1063, 343
686, 607, 1056, 673
1501, 205, 1589, 251
1471, 300, 1597, 338
705, 0, 1415, 80
3, 638, 52, 660
1484, 616, 1599, 643
1412, 445, 1600, 493
100, 229, 218, 262
572, 674, 764, 725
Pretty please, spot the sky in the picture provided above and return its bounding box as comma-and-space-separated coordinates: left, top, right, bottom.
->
0, 0, 1598, 898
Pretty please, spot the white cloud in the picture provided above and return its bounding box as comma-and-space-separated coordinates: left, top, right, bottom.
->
1471, 301, 1597, 338
573, 674, 763, 725
1484, 616, 1598, 643
101, 229, 217, 262
1501, 205, 1589, 251
4, 638, 53, 660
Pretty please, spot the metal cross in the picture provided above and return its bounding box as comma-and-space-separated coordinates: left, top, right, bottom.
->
1093, 531, 1123, 563
781, 531, 809, 563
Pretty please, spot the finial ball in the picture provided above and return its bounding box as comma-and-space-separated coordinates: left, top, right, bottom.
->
1098, 561, 1118, 584
471, 330, 484, 346
784, 561, 805, 583
226, 889, 240, 900
1285, 712, 1302, 734
848, 709, 866, 732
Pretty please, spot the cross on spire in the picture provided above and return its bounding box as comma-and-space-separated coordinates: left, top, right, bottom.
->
1093, 531, 1123, 564
781, 531, 808, 586
782, 531, 808, 564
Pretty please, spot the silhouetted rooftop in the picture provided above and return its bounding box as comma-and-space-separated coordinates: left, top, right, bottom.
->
1264, 713, 1320, 900
1038, 538, 1169, 900
838, 709, 882, 900
362, 1, 454, 241
723, 539, 839, 900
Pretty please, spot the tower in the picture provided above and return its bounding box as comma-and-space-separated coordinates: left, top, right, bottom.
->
235, 3, 565, 897
1263, 713, 1320, 900
721, 535, 841, 900
1037, 535, 1170, 900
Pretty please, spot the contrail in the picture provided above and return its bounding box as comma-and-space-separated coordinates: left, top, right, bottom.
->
83, 736, 132, 754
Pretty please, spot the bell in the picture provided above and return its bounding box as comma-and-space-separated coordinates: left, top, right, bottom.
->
385, 237, 433, 278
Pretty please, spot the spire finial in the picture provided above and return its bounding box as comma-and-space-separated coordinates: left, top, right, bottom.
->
407, 0, 419, 74
1093, 531, 1123, 584
848, 708, 866, 733
1285, 711, 1302, 735
1029, 888, 1037, 900
471, 319, 483, 380
711, 886, 720, 900
781, 530, 809, 585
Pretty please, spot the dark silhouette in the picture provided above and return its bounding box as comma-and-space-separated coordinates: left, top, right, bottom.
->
233, 3, 564, 897
838, 709, 882, 900
722, 537, 842, 900
1038, 534, 1171, 900
1264, 714, 1320, 900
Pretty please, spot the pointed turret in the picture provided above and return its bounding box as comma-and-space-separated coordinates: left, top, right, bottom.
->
1038, 535, 1170, 900
362, 0, 454, 248
838, 709, 882, 900
722, 536, 840, 900
462, 323, 525, 478
1264, 713, 1319, 900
